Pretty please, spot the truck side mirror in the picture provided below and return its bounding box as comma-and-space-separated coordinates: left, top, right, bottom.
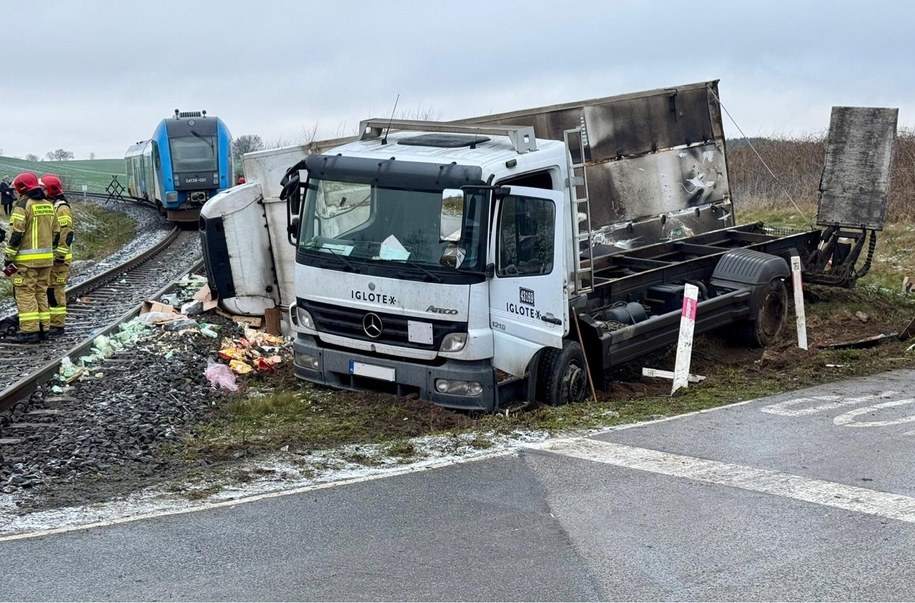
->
288, 217, 300, 238
440, 189, 464, 242
280, 171, 301, 214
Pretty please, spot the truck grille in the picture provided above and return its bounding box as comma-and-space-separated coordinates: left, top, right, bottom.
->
301, 299, 464, 349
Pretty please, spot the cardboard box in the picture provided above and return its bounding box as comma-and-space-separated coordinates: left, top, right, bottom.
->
215, 308, 263, 328
193, 284, 219, 312
140, 300, 177, 316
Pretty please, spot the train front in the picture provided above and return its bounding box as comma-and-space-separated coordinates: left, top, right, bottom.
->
157, 112, 232, 222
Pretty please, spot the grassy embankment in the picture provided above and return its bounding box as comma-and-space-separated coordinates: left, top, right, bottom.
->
0, 156, 126, 193
185, 133, 915, 467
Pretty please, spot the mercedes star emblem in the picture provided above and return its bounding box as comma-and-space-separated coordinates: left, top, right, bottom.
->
363, 313, 383, 338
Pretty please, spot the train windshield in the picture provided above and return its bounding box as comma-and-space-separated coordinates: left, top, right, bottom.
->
298, 177, 487, 274
170, 135, 217, 172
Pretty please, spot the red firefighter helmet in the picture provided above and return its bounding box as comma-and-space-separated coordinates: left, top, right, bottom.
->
40, 174, 64, 197
12, 172, 40, 195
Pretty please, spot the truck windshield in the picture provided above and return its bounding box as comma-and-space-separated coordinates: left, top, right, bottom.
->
170, 135, 217, 172
298, 178, 487, 273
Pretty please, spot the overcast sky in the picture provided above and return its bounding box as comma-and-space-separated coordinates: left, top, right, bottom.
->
2, 0, 913, 159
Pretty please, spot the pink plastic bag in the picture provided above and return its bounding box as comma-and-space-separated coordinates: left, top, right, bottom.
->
205, 359, 239, 392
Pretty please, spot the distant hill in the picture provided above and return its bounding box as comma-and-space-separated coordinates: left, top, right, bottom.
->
0, 156, 126, 194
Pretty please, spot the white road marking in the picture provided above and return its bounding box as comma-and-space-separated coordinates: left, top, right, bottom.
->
834, 398, 915, 427
539, 438, 915, 524
760, 391, 898, 416
5, 374, 914, 542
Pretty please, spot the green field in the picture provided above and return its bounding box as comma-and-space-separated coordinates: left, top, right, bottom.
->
0, 156, 126, 194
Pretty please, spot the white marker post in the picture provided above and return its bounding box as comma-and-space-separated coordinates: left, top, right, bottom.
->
671, 283, 699, 394
791, 253, 808, 350
642, 367, 705, 383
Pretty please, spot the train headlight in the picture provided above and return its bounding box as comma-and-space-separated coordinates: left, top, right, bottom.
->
166, 192, 178, 203
440, 333, 467, 352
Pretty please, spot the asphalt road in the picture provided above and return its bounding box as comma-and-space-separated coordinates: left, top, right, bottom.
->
2, 369, 914, 601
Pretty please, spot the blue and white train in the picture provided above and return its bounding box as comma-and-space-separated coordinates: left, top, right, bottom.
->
125, 109, 233, 222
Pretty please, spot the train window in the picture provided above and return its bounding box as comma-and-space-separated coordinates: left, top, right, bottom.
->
170, 136, 217, 173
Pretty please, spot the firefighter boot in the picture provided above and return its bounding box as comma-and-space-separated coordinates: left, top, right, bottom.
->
10, 331, 40, 344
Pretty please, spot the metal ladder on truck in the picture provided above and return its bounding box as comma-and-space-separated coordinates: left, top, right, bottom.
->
565, 126, 594, 294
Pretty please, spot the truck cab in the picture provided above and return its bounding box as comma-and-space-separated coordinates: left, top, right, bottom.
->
289, 123, 576, 411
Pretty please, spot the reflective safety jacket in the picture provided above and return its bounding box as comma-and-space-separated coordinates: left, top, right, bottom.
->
53, 198, 74, 263
5, 195, 58, 267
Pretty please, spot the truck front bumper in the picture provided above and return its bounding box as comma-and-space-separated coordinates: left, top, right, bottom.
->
293, 335, 497, 412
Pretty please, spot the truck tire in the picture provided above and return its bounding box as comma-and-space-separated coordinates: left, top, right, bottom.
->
743, 278, 788, 347
539, 340, 588, 406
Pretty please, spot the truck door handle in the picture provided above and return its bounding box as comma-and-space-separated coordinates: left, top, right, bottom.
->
541, 314, 562, 325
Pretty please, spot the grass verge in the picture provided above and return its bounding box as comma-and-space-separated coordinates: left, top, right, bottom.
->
182, 285, 915, 471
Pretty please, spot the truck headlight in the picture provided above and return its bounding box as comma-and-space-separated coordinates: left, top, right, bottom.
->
295, 352, 319, 371
440, 333, 467, 352
295, 306, 315, 330
434, 379, 483, 396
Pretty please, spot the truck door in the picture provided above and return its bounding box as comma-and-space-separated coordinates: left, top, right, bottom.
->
488, 186, 568, 376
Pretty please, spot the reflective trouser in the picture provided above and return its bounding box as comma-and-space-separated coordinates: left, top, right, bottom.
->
48, 263, 69, 328
12, 265, 52, 334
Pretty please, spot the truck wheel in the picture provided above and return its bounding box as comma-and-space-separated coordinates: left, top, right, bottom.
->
743, 278, 788, 347
540, 340, 588, 406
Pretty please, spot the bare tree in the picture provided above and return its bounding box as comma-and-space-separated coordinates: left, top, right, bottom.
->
46, 149, 74, 161
25, 153, 39, 162
264, 136, 293, 150
89, 152, 96, 160
398, 102, 443, 121
298, 122, 320, 145
232, 134, 265, 157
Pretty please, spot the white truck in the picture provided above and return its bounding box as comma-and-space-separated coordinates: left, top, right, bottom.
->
200, 81, 894, 412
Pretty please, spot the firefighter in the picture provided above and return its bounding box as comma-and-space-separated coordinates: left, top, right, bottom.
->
40, 174, 73, 338
5, 172, 57, 344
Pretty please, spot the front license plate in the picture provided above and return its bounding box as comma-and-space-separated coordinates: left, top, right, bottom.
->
349, 361, 395, 382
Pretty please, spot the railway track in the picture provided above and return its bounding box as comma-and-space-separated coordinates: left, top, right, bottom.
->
0, 220, 205, 409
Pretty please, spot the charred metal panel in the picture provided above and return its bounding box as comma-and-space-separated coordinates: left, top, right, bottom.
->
460, 81, 722, 154
588, 202, 734, 254
457, 81, 732, 241
818, 106, 897, 231
585, 141, 729, 226
582, 85, 718, 159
